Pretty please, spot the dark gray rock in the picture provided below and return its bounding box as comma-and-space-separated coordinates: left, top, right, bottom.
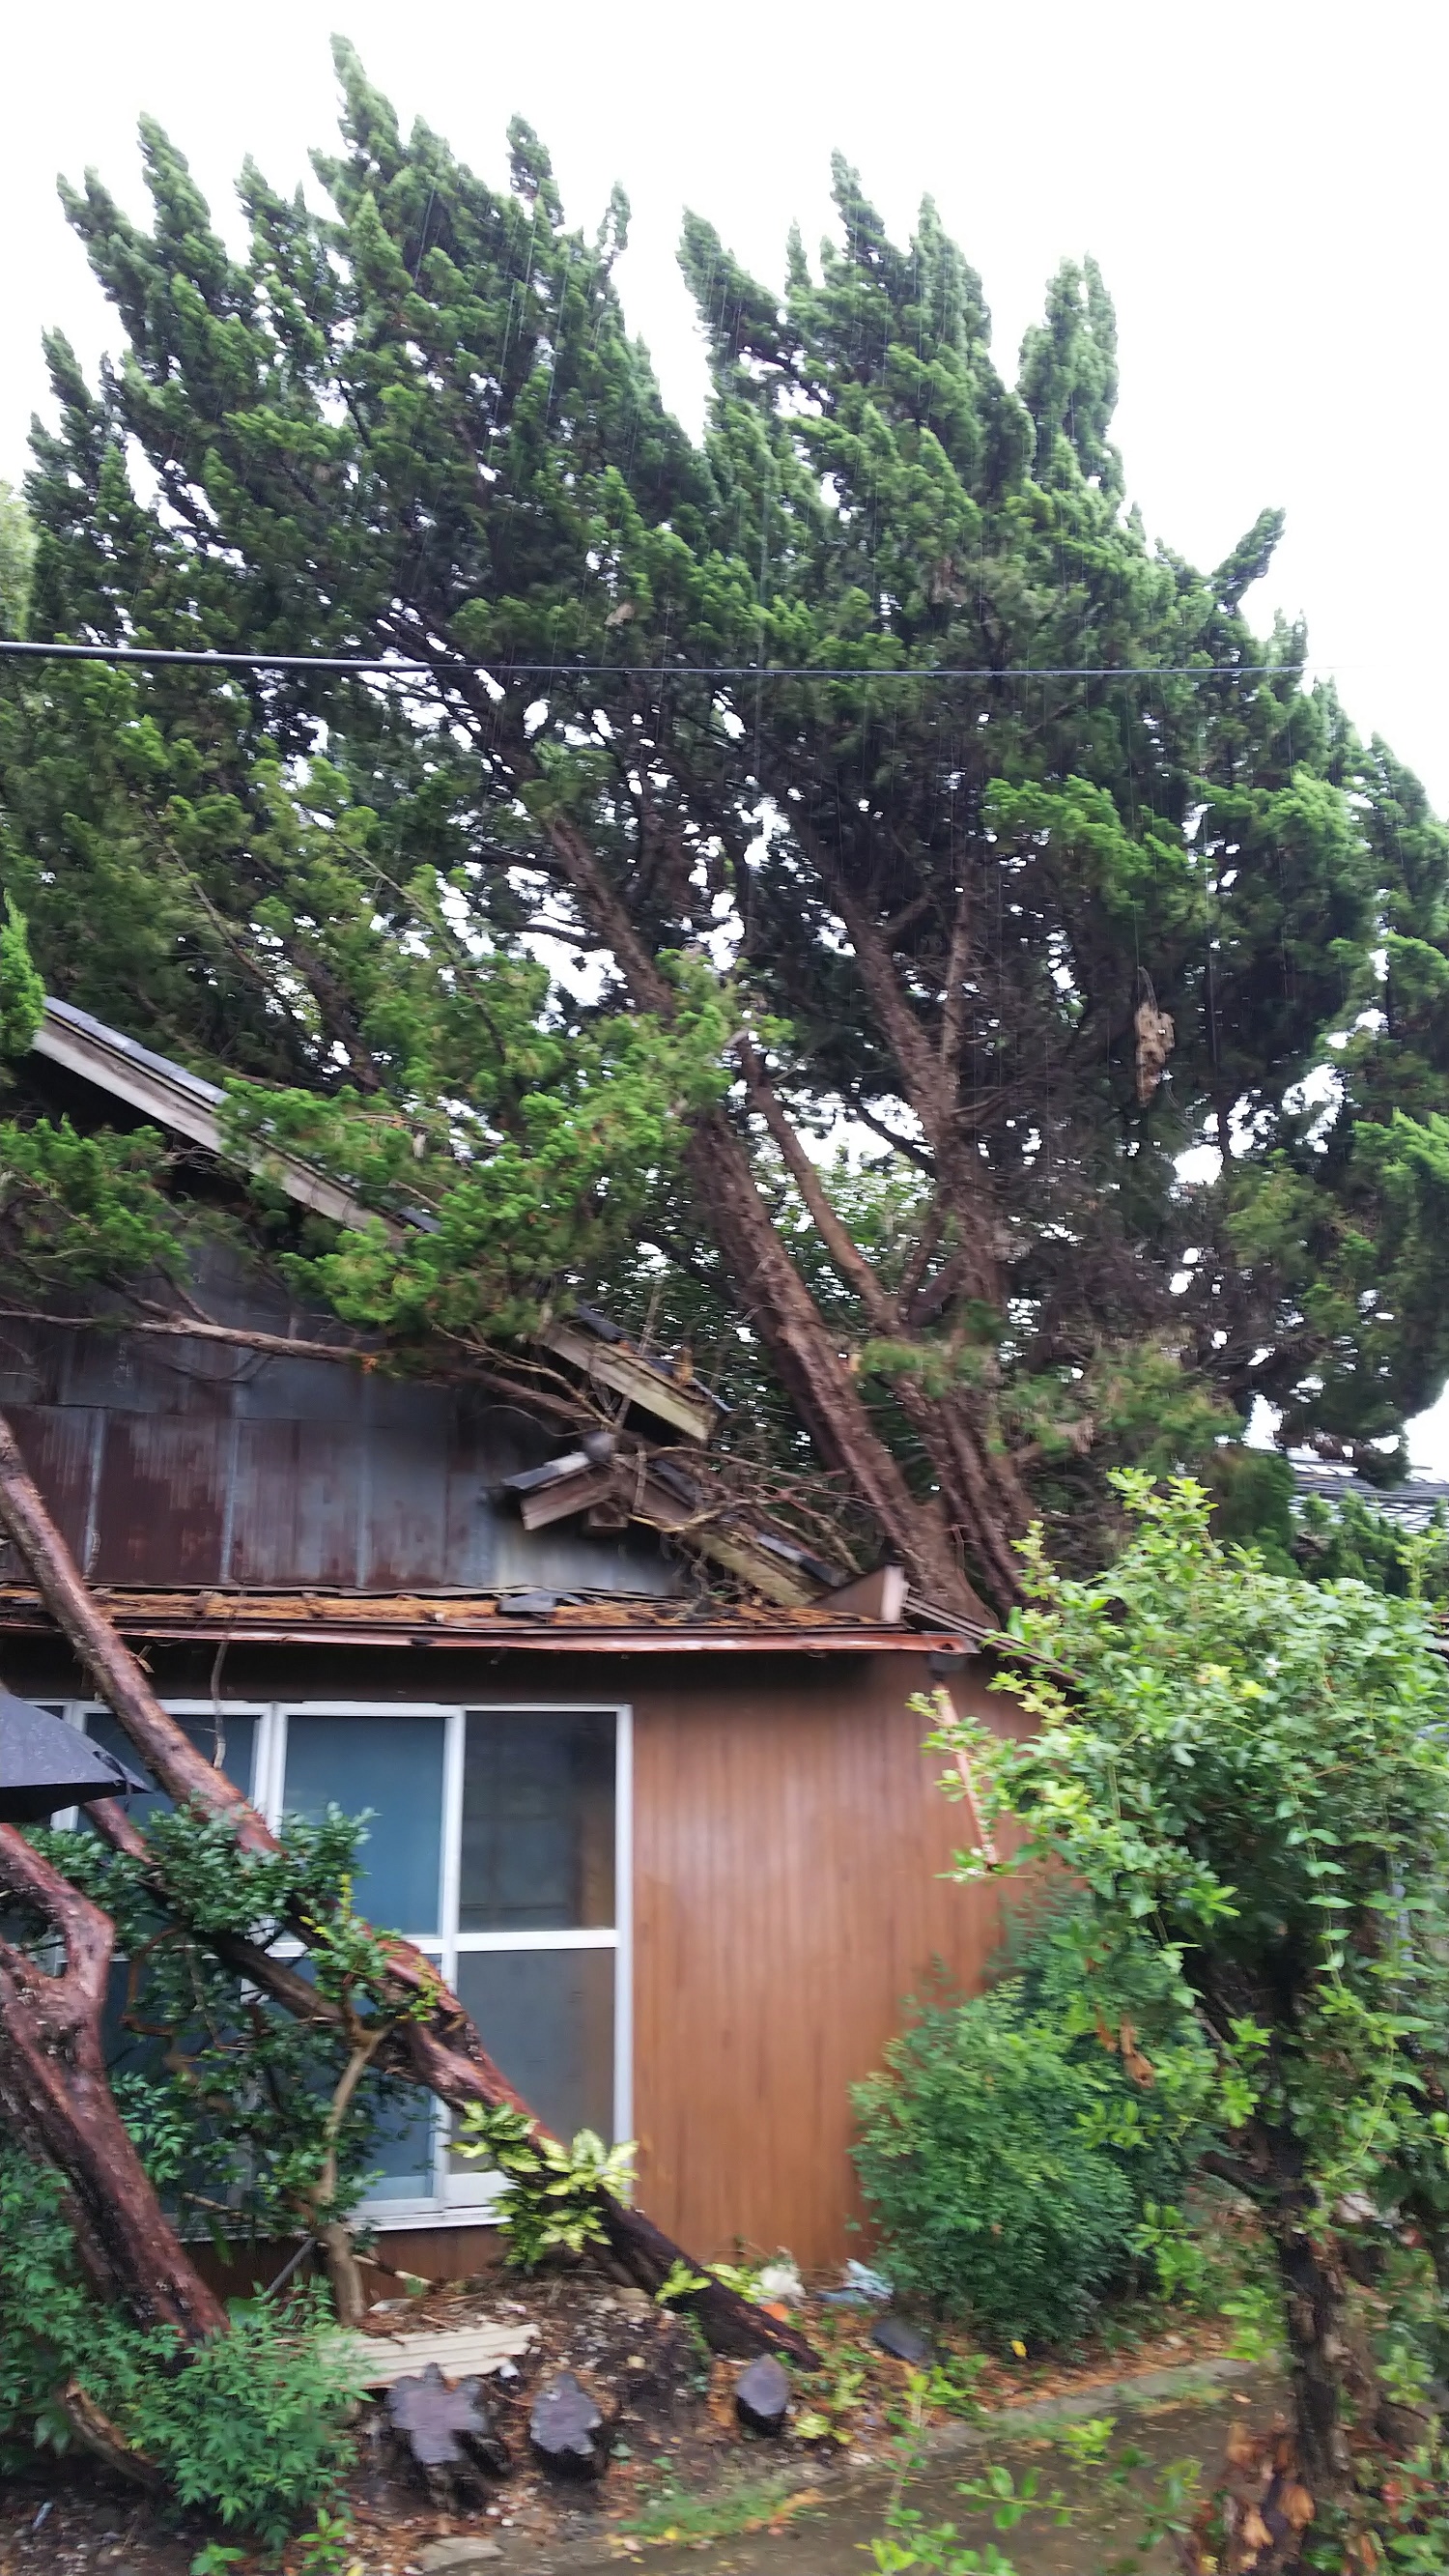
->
735, 2354, 791, 2436
529, 2370, 609, 2478
871, 2314, 933, 2365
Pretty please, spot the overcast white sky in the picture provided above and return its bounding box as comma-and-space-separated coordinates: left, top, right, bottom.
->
6, 0, 1449, 1469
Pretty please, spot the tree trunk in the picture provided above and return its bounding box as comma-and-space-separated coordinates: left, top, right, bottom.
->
0, 1821, 227, 2340
684, 1115, 1009, 1618
535, 804, 1022, 1620
0, 1407, 815, 2367
318, 2219, 367, 2329
1268, 2208, 1352, 2504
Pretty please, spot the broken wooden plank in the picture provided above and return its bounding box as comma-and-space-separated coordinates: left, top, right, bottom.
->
518, 1468, 619, 1531
824, 1564, 908, 1623
633, 1476, 820, 1608
339, 2321, 537, 2389
536, 1321, 718, 1444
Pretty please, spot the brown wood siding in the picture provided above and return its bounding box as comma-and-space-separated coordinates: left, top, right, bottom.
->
631, 1651, 1019, 2269
0, 1634, 1026, 2272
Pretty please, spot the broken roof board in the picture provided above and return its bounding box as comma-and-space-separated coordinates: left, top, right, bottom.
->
0, 1584, 973, 1653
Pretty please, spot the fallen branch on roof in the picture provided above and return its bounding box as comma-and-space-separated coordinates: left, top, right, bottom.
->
0, 1404, 817, 2368
0, 1307, 597, 1431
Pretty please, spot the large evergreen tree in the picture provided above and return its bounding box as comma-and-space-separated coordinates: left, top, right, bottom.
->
4, 42, 1448, 1615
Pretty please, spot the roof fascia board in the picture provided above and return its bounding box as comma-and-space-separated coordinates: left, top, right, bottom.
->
33, 1002, 384, 1236
32, 1001, 716, 1445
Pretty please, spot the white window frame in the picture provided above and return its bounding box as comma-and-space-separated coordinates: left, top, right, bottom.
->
69, 1695, 633, 2230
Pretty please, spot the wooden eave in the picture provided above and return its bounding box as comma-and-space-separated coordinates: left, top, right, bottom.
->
0, 1583, 976, 1657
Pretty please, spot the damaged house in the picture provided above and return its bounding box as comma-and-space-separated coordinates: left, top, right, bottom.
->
0, 997, 1024, 2273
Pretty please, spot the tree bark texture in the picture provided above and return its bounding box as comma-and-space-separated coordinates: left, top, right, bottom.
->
0, 1820, 227, 2340
1267, 2201, 1353, 2504
0, 1407, 816, 2367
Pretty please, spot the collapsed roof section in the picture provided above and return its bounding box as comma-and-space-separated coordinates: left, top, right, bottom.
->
33, 998, 719, 1445
25, 998, 994, 1637
0, 1581, 966, 1652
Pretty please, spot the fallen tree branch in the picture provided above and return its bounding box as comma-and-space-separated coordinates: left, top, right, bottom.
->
57, 2381, 166, 2493
0, 1822, 227, 2339
0, 1407, 816, 2366
0, 1309, 592, 1432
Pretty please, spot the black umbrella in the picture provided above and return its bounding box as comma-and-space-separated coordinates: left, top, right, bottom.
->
0, 1689, 149, 1825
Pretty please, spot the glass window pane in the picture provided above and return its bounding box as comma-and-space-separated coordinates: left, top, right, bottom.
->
451, 1948, 615, 2150
368, 2093, 439, 2202
86, 1711, 257, 1829
261, 1949, 440, 2204
459, 1711, 614, 1932
282, 1715, 445, 1935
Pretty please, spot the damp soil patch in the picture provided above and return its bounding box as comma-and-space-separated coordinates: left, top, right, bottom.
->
0, 2264, 1264, 2576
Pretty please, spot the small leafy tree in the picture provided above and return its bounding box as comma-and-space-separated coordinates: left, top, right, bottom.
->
18, 1803, 432, 2321
927, 1475, 1449, 2541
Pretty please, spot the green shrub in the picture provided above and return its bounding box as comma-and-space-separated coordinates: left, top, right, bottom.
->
852, 1903, 1216, 2350
991, 1898, 1215, 2213
852, 1984, 1138, 2347
0, 2146, 360, 2542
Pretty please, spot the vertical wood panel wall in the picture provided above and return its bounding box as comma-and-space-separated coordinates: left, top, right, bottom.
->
632, 1651, 1017, 2269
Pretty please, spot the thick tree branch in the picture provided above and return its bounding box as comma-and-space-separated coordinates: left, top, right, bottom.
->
0, 1822, 227, 2339
736, 1041, 896, 1330
939, 874, 976, 1075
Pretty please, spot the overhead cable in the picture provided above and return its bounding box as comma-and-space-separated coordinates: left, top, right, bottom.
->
0, 639, 1309, 683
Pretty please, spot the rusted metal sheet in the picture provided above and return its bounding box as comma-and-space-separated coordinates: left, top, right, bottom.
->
0, 1405, 99, 1575
93, 1415, 234, 1585
227, 1418, 364, 1588
0, 1276, 681, 1600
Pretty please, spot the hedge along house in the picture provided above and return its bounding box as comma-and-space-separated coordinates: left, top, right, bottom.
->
0, 997, 1025, 2274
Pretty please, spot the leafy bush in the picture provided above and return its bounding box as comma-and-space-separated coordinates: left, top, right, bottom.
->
452, 2101, 636, 2267
0, 2146, 360, 2542
852, 1984, 1137, 2346
853, 1897, 1215, 2350
992, 1897, 1215, 2215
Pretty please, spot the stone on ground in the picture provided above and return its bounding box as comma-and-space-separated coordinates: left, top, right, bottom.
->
529, 2369, 609, 2477
735, 2354, 791, 2435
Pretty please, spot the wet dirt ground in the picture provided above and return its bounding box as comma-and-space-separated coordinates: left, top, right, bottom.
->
0, 2265, 1273, 2576
526, 2371, 1288, 2576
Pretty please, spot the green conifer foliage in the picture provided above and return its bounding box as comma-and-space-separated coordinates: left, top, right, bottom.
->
3, 47, 1447, 1601
0, 483, 34, 638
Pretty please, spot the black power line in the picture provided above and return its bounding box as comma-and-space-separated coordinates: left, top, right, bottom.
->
0, 638, 1309, 683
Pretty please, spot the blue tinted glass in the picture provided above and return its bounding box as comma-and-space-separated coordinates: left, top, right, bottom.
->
367, 2092, 439, 2200
452, 1947, 614, 2146
282, 1714, 445, 1934
86, 1711, 257, 1828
